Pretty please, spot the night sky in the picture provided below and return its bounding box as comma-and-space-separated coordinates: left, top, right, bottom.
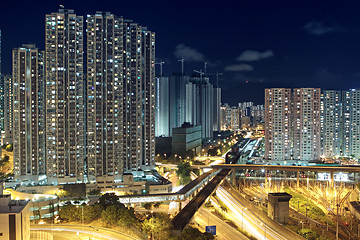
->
1, 0, 360, 105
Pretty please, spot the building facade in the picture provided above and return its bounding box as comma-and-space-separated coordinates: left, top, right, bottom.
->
265, 88, 321, 161
10, 8, 157, 186
87, 12, 156, 182
293, 88, 321, 161
264, 88, 292, 161
3, 75, 13, 145
45, 9, 85, 184
155, 74, 219, 139
342, 89, 360, 158
86, 12, 123, 183
155, 77, 170, 137
172, 123, 202, 156
321, 90, 342, 157
13, 45, 46, 182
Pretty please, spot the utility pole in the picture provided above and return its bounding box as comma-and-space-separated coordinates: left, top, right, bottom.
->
178, 58, 185, 76
155, 60, 165, 77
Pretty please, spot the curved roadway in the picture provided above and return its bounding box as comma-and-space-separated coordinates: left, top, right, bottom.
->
31, 224, 140, 240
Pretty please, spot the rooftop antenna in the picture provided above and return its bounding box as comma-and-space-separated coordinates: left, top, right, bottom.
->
59, 4, 65, 9
178, 58, 185, 76
155, 60, 165, 77
204, 62, 208, 75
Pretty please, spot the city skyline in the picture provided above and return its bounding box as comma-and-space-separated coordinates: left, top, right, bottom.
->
2, 1, 360, 105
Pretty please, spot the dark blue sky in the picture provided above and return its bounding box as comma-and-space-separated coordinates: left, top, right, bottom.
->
1, 0, 360, 104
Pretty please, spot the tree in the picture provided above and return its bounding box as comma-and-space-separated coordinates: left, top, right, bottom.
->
101, 205, 119, 226
142, 213, 172, 240
88, 189, 101, 196
117, 207, 137, 227
98, 193, 123, 209
5, 144, 13, 152
177, 161, 191, 184
144, 202, 152, 210
153, 202, 161, 209
298, 228, 319, 240
173, 226, 214, 240
83, 203, 102, 223
59, 204, 79, 222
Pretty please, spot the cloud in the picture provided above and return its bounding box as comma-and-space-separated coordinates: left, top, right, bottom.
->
225, 64, 254, 71
303, 21, 343, 36
174, 44, 204, 62
236, 50, 274, 61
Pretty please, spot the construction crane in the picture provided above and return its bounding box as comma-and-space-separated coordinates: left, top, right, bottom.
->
203, 72, 223, 87
193, 70, 205, 80
155, 60, 165, 77
178, 58, 185, 76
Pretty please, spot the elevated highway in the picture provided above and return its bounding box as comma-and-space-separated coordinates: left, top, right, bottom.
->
117, 138, 252, 204
171, 139, 251, 231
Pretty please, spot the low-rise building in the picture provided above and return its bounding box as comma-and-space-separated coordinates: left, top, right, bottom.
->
0, 182, 30, 240
172, 123, 202, 156
267, 192, 292, 224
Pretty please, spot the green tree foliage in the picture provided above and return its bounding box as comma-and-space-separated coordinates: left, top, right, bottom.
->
153, 202, 161, 209
298, 228, 319, 240
144, 202, 152, 210
101, 204, 137, 227
59, 203, 80, 222
117, 207, 136, 227
5, 144, 13, 152
173, 226, 214, 240
98, 193, 122, 209
88, 189, 101, 196
142, 213, 172, 240
0, 155, 10, 168
101, 205, 119, 226
83, 204, 102, 223
176, 161, 191, 185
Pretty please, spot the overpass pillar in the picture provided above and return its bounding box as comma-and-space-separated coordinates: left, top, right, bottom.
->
331, 171, 335, 188
199, 168, 203, 176
231, 169, 236, 185
297, 171, 300, 188
178, 201, 182, 212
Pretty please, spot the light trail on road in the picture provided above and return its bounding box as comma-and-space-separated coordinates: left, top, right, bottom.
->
31, 226, 138, 240
216, 186, 288, 240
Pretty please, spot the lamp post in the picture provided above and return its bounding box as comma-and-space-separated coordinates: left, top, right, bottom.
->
151, 211, 154, 240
